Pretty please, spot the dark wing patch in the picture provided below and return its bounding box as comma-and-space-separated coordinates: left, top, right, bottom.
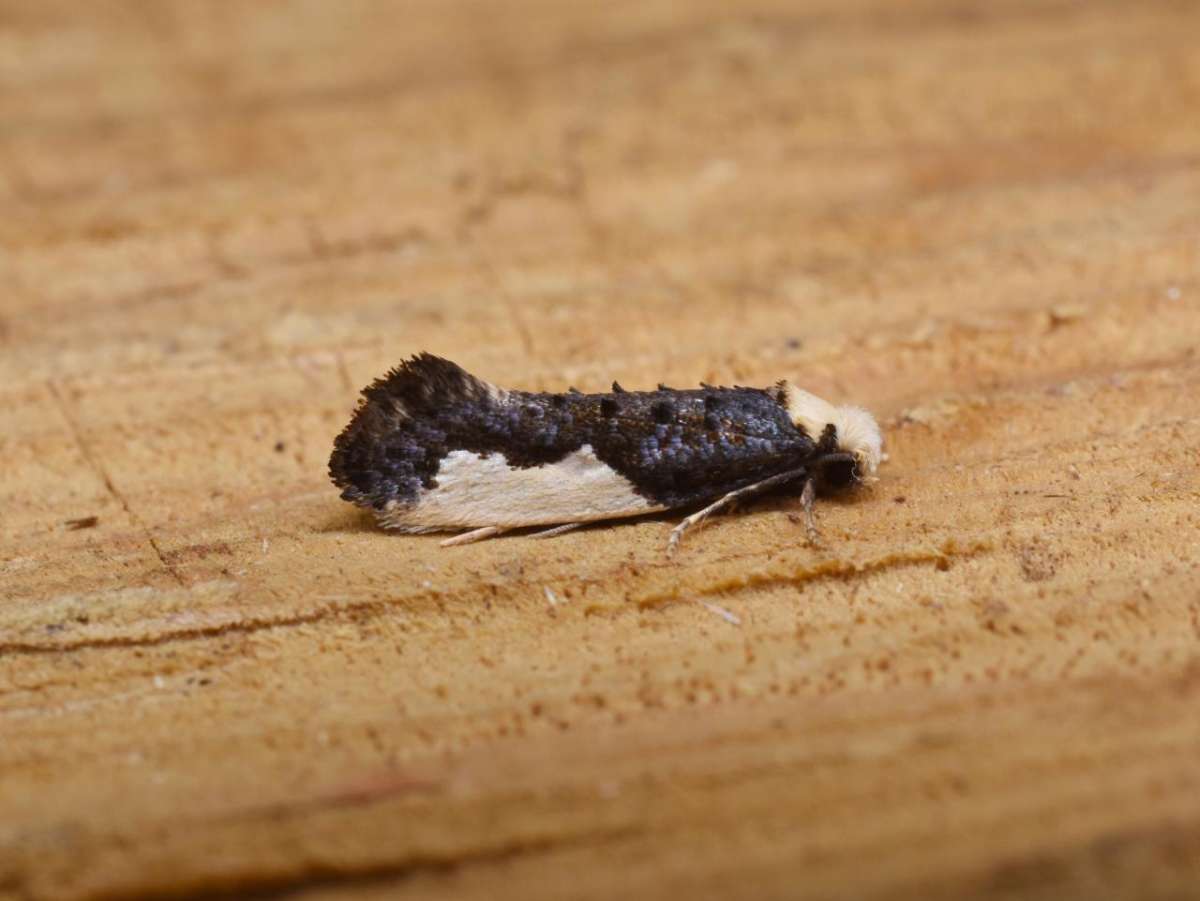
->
330, 354, 504, 510
565, 386, 816, 508
650, 400, 675, 424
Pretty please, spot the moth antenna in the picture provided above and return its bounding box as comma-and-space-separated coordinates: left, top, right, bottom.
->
611, 380, 626, 393
657, 382, 671, 391
568, 387, 582, 395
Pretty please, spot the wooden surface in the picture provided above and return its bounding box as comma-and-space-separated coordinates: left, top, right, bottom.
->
3, 1, 1200, 898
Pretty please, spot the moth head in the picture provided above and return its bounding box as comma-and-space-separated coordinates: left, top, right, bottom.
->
780, 383, 883, 483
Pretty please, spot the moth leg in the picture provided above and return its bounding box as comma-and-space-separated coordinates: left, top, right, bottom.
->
799, 477, 821, 546
440, 526, 507, 547
529, 522, 582, 539
667, 468, 809, 556
668, 505, 724, 556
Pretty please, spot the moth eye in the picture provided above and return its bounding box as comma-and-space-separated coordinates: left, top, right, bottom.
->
600, 397, 619, 418
651, 400, 675, 424
703, 393, 720, 410
821, 458, 858, 491
524, 404, 544, 418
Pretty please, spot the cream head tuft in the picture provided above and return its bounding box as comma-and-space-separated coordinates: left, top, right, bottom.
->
782, 384, 883, 476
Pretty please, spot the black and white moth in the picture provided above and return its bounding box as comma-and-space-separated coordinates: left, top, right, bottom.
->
329, 354, 883, 551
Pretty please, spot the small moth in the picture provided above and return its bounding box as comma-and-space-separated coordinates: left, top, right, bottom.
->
329, 354, 882, 552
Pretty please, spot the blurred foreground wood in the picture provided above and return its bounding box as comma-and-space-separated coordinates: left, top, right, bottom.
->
3, 1, 1200, 898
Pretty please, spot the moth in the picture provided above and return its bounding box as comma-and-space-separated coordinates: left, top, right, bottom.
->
329, 354, 882, 552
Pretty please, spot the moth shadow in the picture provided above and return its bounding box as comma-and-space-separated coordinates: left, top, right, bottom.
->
815, 482, 882, 509
316, 507, 384, 535
723, 481, 873, 520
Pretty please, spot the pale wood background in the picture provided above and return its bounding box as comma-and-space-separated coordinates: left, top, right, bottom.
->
3, 1, 1200, 898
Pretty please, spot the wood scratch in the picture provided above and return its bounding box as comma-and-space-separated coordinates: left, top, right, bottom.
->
697, 600, 741, 625
637, 541, 992, 609
335, 351, 354, 393
472, 250, 535, 356
47, 381, 186, 587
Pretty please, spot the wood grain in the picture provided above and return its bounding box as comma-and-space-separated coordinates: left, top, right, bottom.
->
3, 1, 1200, 898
